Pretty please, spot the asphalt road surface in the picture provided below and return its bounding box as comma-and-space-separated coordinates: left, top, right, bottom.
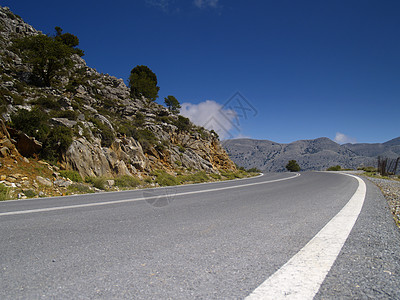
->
0, 172, 399, 299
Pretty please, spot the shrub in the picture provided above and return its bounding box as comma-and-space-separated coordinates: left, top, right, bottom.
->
286, 160, 301, 172
358, 166, 377, 173
90, 118, 115, 147
31, 96, 61, 110
180, 171, 209, 183
114, 175, 141, 188
327, 165, 342, 171
59, 170, 83, 182
154, 170, 180, 187
134, 112, 145, 127
175, 115, 191, 132
10, 108, 49, 141
0, 184, 10, 201
246, 167, 261, 173
67, 183, 94, 194
178, 144, 185, 153
143, 176, 153, 184
52, 110, 78, 120
132, 128, 158, 153
41, 126, 73, 163
85, 176, 107, 190
23, 189, 36, 198
210, 173, 222, 180
220, 170, 243, 180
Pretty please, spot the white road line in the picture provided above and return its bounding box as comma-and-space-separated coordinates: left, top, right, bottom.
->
246, 173, 366, 300
0, 173, 300, 217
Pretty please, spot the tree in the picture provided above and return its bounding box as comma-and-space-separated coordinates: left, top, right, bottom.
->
129, 65, 160, 101
286, 160, 300, 172
12, 34, 74, 86
54, 26, 84, 56
164, 95, 181, 114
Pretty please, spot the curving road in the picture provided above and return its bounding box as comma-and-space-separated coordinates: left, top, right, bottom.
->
0, 172, 399, 299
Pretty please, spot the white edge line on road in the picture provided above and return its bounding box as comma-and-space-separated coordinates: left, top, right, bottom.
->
0, 173, 300, 216
246, 173, 366, 300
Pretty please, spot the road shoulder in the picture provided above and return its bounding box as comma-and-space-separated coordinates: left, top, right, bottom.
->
315, 177, 400, 299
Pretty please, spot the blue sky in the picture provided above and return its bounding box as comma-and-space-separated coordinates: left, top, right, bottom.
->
3, 0, 399, 143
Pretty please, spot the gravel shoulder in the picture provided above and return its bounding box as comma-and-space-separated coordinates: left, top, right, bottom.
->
362, 175, 400, 229
316, 174, 400, 299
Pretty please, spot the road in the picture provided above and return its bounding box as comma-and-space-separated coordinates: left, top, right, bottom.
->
0, 172, 399, 299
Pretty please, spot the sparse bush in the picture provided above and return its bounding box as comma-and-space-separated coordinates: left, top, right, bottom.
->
10, 108, 50, 141
210, 173, 222, 180
358, 166, 377, 173
31, 96, 61, 110
0, 184, 10, 201
180, 171, 209, 183
114, 175, 141, 188
220, 170, 244, 180
52, 110, 78, 120
85, 176, 107, 190
154, 170, 180, 187
68, 183, 94, 194
11, 93, 24, 105
90, 118, 115, 147
178, 144, 185, 153
132, 128, 158, 153
23, 189, 36, 198
41, 126, 73, 163
327, 165, 341, 171
246, 167, 261, 173
175, 115, 191, 132
134, 112, 145, 127
60, 170, 83, 182
144, 176, 153, 184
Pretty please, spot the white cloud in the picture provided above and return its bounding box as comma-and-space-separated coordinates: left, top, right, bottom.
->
180, 100, 237, 139
334, 132, 357, 144
193, 0, 219, 9
232, 133, 251, 139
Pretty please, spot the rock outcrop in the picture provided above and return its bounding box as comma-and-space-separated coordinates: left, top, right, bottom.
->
0, 6, 235, 179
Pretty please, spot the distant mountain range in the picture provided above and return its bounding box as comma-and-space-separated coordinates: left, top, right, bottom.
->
222, 137, 400, 172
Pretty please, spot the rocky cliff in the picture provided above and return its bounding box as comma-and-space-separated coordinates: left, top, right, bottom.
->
0, 6, 235, 181
223, 137, 400, 172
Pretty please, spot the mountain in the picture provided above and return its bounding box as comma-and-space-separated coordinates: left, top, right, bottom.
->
222, 137, 400, 172
0, 6, 235, 182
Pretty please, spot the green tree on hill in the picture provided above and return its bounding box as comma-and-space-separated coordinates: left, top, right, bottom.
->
164, 95, 181, 114
286, 160, 301, 172
54, 26, 84, 56
128, 65, 160, 101
12, 34, 74, 86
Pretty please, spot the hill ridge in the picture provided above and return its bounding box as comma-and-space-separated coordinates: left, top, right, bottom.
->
223, 137, 400, 172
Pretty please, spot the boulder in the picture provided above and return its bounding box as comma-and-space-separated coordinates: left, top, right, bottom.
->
51, 118, 77, 128
9, 130, 42, 157
36, 176, 52, 187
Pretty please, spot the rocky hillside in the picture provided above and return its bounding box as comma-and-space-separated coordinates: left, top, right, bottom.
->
0, 6, 235, 190
223, 137, 400, 172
